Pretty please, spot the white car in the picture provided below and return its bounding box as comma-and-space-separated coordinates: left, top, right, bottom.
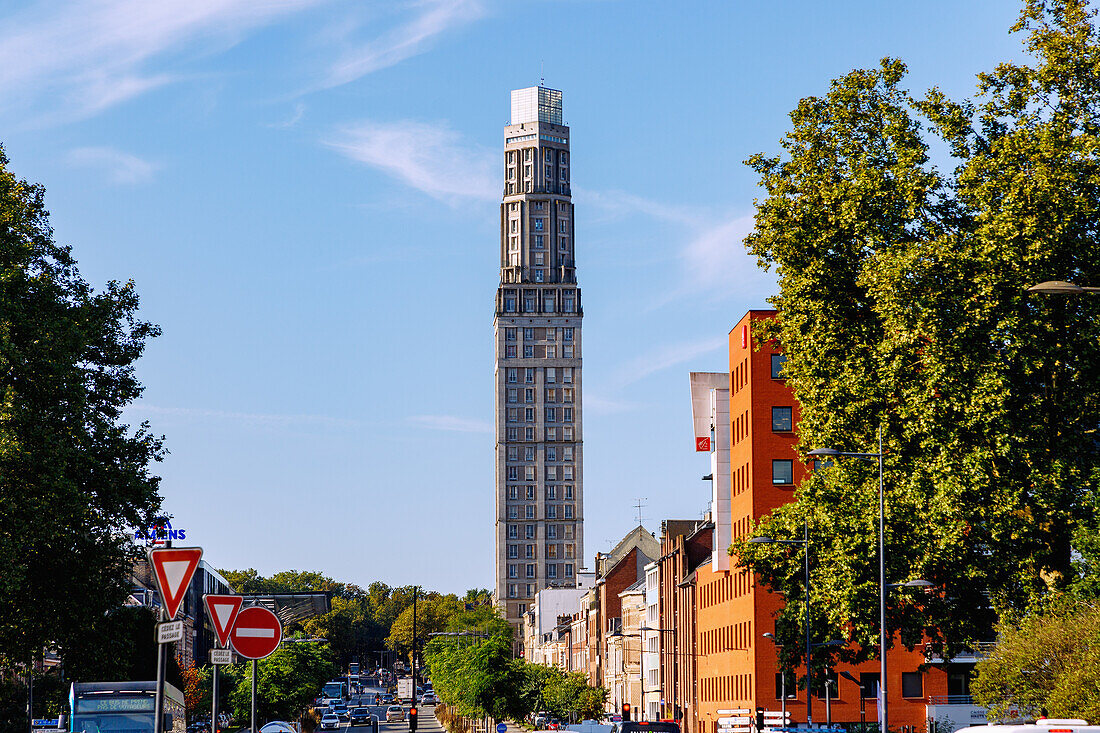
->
319, 713, 340, 730
386, 706, 406, 722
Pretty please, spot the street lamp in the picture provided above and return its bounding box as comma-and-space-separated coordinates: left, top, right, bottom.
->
607, 629, 642, 721
808, 428, 887, 732
761, 633, 799, 726
749, 520, 812, 724
1027, 280, 1100, 294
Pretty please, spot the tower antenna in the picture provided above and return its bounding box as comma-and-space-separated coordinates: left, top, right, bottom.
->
540, 60, 545, 87
634, 497, 647, 527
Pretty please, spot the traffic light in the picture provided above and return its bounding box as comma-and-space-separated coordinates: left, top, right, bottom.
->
755, 708, 765, 731
409, 707, 418, 732
621, 703, 631, 721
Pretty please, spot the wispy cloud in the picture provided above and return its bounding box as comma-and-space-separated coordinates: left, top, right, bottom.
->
269, 102, 307, 129
129, 403, 360, 429
67, 146, 159, 184
0, 0, 325, 123
610, 336, 728, 390
324, 119, 496, 203
407, 415, 492, 433
322, 0, 483, 89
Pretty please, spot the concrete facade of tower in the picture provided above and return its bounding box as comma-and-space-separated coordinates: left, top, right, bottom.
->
493, 86, 584, 633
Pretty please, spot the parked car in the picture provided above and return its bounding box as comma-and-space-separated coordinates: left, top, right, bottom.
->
386, 705, 406, 722
350, 708, 374, 725
320, 714, 340, 730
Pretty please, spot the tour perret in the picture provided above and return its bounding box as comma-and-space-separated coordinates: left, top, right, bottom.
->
493, 86, 584, 632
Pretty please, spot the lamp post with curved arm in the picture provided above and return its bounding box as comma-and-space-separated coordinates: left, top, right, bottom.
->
749, 520, 812, 724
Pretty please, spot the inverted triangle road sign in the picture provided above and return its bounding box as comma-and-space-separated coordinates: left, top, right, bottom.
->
204, 594, 243, 648
149, 547, 202, 620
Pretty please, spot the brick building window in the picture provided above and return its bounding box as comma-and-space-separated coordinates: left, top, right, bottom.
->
771, 353, 787, 379
772, 460, 794, 484
772, 406, 793, 432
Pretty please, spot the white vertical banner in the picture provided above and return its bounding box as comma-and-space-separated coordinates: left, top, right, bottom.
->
877, 682, 885, 731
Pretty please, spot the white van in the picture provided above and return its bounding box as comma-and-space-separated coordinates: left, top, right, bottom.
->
958, 720, 1100, 733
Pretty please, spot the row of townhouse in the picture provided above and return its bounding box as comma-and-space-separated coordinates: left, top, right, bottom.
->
521, 311, 989, 733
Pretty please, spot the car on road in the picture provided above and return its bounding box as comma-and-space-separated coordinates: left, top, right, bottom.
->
333, 704, 351, 721
420, 694, 438, 705
350, 708, 374, 725
320, 714, 340, 730
386, 705, 406, 722
382, 693, 396, 704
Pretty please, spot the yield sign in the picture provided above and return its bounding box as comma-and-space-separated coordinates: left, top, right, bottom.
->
148, 547, 202, 621
203, 594, 243, 648
230, 606, 282, 660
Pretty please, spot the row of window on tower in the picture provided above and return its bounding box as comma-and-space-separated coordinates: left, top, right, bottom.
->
501, 289, 577, 313
506, 484, 575, 501
506, 464, 575, 480
506, 367, 574, 384
508, 541, 576, 560
508, 523, 576, 541
506, 426, 575, 442
504, 344, 575, 358
505, 407, 574, 423
507, 563, 575, 583
506, 503, 576, 520
507, 521, 575, 540
506, 445, 575, 461
505, 326, 574, 342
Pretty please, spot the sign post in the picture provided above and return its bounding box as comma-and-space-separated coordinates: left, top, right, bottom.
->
230, 606, 283, 733
204, 595, 243, 733
148, 547, 202, 733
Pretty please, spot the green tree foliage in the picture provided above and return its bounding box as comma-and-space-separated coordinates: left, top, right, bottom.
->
733, 0, 1100, 671
972, 597, 1100, 722
387, 593, 460, 659
427, 634, 529, 721
228, 636, 337, 723
426, 622, 604, 724
0, 146, 164, 670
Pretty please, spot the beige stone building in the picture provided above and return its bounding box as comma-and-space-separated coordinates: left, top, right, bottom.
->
493, 86, 584, 633
605, 579, 646, 719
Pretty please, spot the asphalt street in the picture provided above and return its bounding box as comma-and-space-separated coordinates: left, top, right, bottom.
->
327, 686, 441, 733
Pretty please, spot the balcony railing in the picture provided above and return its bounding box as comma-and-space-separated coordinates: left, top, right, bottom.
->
927, 695, 976, 706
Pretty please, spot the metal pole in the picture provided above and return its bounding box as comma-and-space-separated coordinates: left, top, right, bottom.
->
825, 673, 831, 727
780, 672, 786, 726
251, 659, 257, 733
412, 587, 418, 704
803, 520, 812, 726
212, 661, 219, 733
778, 669, 787, 726
878, 424, 887, 733
154, 607, 166, 733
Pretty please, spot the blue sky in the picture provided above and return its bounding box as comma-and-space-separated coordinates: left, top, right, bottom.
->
1, 0, 1024, 593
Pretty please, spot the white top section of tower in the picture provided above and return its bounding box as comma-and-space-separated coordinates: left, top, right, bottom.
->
511, 86, 563, 125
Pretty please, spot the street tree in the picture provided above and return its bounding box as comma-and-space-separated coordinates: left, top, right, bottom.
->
733, 0, 1100, 670
972, 597, 1100, 722
228, 636, 337, 722
0, 146, 164, 670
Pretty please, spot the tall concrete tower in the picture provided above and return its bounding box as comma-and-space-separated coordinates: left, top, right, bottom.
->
493, 86, 584, 631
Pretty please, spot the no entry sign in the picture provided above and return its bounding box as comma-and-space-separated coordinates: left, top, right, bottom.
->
230, 606, 282, 660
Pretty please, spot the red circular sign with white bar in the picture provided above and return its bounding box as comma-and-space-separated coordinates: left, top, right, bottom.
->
229, 606, 282, 659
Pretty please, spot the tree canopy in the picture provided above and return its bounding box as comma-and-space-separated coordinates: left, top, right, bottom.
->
972, 597, 1100, 722
733, 0, 1100, 674
0, 145, 164, 670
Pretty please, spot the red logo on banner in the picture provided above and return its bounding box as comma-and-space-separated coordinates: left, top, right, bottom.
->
696, 437, 711, 452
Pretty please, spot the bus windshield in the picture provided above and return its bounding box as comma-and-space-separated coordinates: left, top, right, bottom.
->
70, 682, 185, 733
